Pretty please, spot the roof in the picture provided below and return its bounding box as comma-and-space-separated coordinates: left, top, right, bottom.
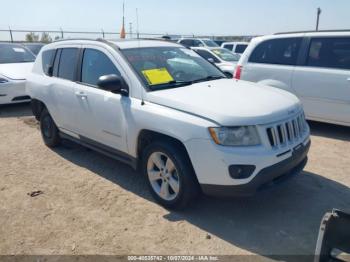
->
108, 39, 180, 49
252, 30, 350, 43
191, 46, 227, 51
275, 29, 350, 35
48, 38, 180, 49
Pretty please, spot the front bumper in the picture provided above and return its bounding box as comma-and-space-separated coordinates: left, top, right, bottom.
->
201, 140, 310, 197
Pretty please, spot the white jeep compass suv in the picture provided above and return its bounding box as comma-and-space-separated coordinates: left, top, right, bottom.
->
27, 39, 311, 209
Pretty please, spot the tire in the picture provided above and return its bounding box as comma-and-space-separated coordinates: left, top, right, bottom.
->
141, 140, 200, 210
40, 108, 61, 148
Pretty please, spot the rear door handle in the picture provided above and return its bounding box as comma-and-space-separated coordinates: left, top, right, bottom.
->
75, 91, 87, 99
347, 78, 350, 81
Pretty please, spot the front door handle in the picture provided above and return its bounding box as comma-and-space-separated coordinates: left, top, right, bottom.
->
75, 91, 87, 99
347, 78, 350, 82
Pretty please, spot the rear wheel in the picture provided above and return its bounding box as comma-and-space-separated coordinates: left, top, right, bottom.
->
142, 141, 199, 209
40, 108, 61, 148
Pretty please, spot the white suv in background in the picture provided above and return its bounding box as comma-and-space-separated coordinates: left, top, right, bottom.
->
27, 39, 310, 209
222, 42, 250, 55
177, 38, 219, 48
235, 31, 350, 127
192, 47, 240, 77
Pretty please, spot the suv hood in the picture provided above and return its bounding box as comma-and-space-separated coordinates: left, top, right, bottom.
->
0, 62, 34, 80
146, 79, 302, 126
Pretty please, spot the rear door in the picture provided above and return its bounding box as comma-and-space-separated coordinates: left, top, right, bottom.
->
50, 47, 81, 133
242, 37, 302, 92
292, 37, 350, 125
73, 46, 128, 152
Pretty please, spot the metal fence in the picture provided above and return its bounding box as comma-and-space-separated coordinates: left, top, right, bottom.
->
0, 28, 255, 43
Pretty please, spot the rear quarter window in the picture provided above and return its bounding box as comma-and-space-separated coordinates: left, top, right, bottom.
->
307, 37, 350, 70
41, 49, 56, 76
235, 44, 248, 54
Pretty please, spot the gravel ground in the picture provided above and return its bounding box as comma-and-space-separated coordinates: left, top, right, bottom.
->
0, 103, 349, 260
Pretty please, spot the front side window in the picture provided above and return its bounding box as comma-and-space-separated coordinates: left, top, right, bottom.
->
0, 44, 35, 64
235, 44, 248, 54
211, 48, 240, 62
249, 38, 302, 66
307, 37, 350, 70
122, 47, 225, 91
57, 48, 79, 81
81, 49, 121, 86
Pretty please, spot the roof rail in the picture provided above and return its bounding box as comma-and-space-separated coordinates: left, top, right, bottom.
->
52, 38, 107, 43
275, 29, 350, 35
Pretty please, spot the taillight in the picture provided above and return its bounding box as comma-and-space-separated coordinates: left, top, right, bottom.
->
234, 65, 242, 80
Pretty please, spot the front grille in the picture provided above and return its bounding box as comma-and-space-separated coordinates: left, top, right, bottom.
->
266, 113, 308, 148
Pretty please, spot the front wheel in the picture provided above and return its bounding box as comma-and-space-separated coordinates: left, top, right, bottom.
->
40, 108, 61, 148
142, 141, 199, 209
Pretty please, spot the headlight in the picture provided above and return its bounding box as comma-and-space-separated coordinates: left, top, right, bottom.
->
209, 126, 261, 146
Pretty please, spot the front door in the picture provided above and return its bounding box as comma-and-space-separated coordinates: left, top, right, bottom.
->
73, 47, 129, 153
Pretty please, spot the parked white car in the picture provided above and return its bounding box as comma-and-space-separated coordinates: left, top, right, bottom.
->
177, 38, 219, 48
235, 31, 350, 127
192, 47, 240, 77
0, 43, 35, 104
222, 42, 249, 55
27, 39, 310, 209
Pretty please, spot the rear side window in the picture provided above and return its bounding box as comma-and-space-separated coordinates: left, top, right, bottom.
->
195, 50, 220, 63
249, 38, 302, 66
57, 48, 79, 81
307, 37, 350, 70
223, 44, 234, 51
81, 49, 121, 86
235, 44, 248, 54
41, 49, 56, 76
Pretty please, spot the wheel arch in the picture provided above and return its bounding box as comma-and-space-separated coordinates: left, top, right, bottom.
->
136, 130, 197, 176
31, 99, 47, 120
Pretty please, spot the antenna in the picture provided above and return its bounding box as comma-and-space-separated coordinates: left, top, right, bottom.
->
120, 0, 126, 38
136, 8, 140, 39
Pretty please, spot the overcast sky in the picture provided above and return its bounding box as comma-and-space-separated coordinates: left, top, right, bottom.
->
1, 0, 350, 36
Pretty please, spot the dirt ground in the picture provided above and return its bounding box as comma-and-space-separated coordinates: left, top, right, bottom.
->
0, 103, 349, 260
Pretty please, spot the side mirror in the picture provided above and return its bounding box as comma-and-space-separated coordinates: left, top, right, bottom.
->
207, 58, 215, 64
97, 74, 129, 96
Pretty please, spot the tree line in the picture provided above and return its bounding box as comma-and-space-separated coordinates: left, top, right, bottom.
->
25, 32, 60, 43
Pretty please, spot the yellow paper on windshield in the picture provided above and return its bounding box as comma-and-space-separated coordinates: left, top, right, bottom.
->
142, 68, 174, 85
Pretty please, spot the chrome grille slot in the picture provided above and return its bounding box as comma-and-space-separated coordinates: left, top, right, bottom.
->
266, 112, 308, 148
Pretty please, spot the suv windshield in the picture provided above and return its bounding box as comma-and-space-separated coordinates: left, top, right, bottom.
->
0, 43, 36, 64
211, 48, 240, 62
202, 40, 219, 47
122, 47, 226, 91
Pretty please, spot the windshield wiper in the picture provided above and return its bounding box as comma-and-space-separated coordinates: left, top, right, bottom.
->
192, 75, 226, 84
149, 80, 193, 90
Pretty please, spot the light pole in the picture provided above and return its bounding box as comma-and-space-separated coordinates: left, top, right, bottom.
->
316, 7, 322, 31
